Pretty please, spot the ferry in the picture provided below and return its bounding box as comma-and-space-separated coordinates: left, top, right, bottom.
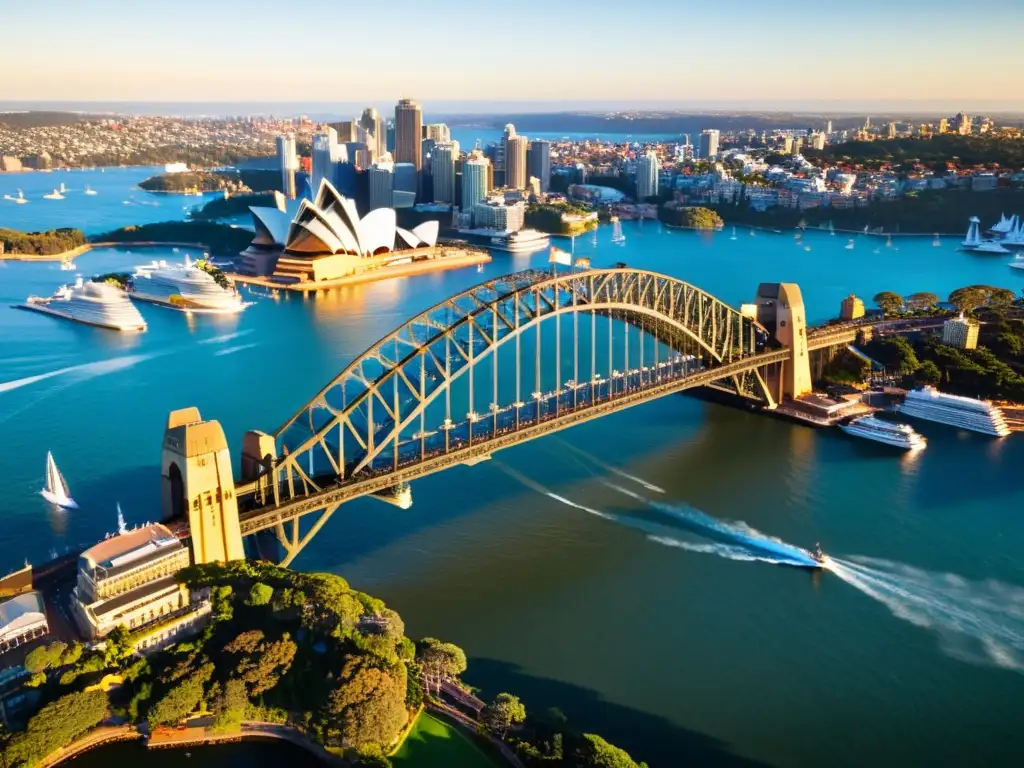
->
895, 386, 1010, 437
129, 257, 246, 314
840, 414, 927, 451
489, 229, 550, 253
17, 278, 147, 332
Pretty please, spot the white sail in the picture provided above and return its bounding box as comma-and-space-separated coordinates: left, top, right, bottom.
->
41, 451, 77, 508
117, 503, 128, 534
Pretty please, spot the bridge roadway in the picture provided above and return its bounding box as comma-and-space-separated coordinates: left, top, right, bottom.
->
236, 346, 791, 536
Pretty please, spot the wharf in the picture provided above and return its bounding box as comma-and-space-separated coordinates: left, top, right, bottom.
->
773, 393, 876, 427
228, 246, 490, 294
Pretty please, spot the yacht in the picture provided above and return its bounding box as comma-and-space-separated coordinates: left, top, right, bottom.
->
489, 229, 550, 253
42, 183, 66, 200
896, 386, 1010, 437
1009, 254, 1024, 271
3, 189, 29, 204
83, 184, 98, 196
18, 278, 147, 331
59, 260, 77, 271
840, 415, 927, 450
129, 257, 246, 314
962, 216, 1010, 254
933, 233, 941, 247
844, 238, 855, 250
41, 451, 77, 509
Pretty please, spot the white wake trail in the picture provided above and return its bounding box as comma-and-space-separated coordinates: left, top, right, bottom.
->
648, 535, 802, 565
214, 342, 259, 357
827, 557, 1024, 674
199, 329, 253, 345
0, 353, 157, 394
558, 441, 665, 493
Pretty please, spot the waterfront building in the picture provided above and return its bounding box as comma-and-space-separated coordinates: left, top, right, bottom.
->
395, 99, 423, 197
276, 134, 298, 199
0, 592, 48, 655
473, 198, 525, 231
699, 129, 720, 160
942, 315, 980, 350
432, 140, 460, 204
506, 134, 529, 190
360, 107, 386, 161
70, 523, 211, 651
636, 150, 660, 201
369, 158, 395, 210
462, 153, 491, 212
425, 123, 450, 142
527, 140, 552, 193
840, 294, 865, 321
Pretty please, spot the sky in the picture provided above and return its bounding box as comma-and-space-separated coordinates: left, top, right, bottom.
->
2, 0, 1022, 112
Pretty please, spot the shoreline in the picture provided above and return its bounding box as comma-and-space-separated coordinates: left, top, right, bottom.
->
0, 241, 210, 262
228, 248, 492, 294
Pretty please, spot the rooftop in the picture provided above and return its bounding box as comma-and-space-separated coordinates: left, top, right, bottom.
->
81, 523, 180, 569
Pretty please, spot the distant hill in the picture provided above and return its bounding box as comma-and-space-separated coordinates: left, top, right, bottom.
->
0, 111, 101, 128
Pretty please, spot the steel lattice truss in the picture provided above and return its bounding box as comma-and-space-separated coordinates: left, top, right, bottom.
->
261, 268, 773, 507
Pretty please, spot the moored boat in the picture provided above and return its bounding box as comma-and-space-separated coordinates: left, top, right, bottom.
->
840, 415, 926, 450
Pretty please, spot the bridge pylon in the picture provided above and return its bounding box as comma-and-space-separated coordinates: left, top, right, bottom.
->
752, 283, 812, 400
161, 408, 245, 564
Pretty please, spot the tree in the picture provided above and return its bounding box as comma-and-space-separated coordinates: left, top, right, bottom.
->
248, 582, 274, 606
866, 336, 919, 374
416, 639, 467, 695
2, 690, 107, 767
948, 286, 988, 314
872, 291, 903, 316
481, 693, 526, 738
915, 360, 942, 385
904, 292, 939, 311
210, 679, 248, 734
572, 733, 649, 768
24, 641, 68, 674
147, 663, 214, 725
322, 657, 407, 749
988, 287, 1016, 309
104, 625, 135, 667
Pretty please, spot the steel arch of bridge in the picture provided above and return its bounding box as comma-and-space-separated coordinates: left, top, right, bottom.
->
257, 267, 775, 507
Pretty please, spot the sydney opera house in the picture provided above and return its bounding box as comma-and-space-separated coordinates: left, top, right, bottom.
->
239, 180, 440, 283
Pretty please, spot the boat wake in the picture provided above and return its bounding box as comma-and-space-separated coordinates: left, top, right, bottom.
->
647, 535, 810, 565
556, 440, 666, 493
825, 557, 1024, 673
199, 329, 253, 345
0, 353, 158, 395
214, 342, 259, 357
494, 462, 614, 521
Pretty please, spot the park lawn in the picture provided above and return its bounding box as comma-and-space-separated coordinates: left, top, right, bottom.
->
391, 712, 499, 768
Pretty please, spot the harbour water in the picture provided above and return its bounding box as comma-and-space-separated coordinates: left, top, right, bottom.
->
2, 201, 1024, 765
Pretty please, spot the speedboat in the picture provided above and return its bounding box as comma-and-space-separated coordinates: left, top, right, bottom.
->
811, 542, 829, 567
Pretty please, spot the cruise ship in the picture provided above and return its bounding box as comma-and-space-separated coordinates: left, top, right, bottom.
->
489, 229, 550, 253
17, 278, 147, 332
896, 386, 1010, 437
840, 415, 927, 450
129, 258, 245, 314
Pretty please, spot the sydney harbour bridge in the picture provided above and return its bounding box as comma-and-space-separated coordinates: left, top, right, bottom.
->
160, 267, 873, 567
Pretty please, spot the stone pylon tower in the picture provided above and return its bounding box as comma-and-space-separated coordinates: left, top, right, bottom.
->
161, 407, 245, 564
754, 283, 812, 400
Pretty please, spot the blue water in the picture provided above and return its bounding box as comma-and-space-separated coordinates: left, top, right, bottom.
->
0, 167, 210, 234
2, 210, 1024, 766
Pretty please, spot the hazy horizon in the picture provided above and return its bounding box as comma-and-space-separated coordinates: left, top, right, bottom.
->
2, 0, 1021, 108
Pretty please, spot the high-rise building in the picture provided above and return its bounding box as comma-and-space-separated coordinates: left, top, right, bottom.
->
792, 137, 804, 155
500, 124, 517, 172
432, 140, 460, 204
473, 198, 525, 231
699, 129, 720, 160
276, 134, 298, 199
311, 128, 339, 198
865, 116, 872, 129
462, 152, 491, 212
825, 120, 833, 134
635, 150, 660, 201
527, 140, 552, 193
425, 123, 450, 142
359, 108, 386, 160
943, 315, 980, 350
394, 162, 418, 195
781, 135, 793, 154
887, 121, 897, 139
956, 112, 971, 135
395, 98, 423, 196
506, 134, 529, 189
368, 157, 395, 210
938, 117, 949, 134
809, 132, 826, 150
330, 121, 359, 142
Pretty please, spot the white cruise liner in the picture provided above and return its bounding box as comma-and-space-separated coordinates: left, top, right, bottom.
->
129, 257, 246, 314
896, 386, 1010, 437
840, 415, 927, 451
489, 229, 551, 253
18, 278, 147, 332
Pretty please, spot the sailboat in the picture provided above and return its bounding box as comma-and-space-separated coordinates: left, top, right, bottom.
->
932, 233, 941, 247
611, 216, 626, 244
730, 226, 737, 241
885, 234, 893, 248
84, 184, 98, 196
844, 238, 855, 250
117, 503, 128, 534
3, 189, 29, 204
829, 221, 836, 236
41, 452, 77, 509
43, 185, 66, 200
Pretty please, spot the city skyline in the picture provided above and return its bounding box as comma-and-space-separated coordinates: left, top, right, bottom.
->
3, 0, 1022, 108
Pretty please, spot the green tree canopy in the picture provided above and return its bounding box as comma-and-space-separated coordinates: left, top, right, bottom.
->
481, 692, 527, 737
2, 690, 107, 767
416, 639, 467, 694
904, 292, 939, 311
948, 286, 990, 313
24, 641, 68, 674
248, 582, 274, 606
872, 291, 904, 316
147, 663, 214, 725
322, 657, 407, 749
572, 733, 649, 768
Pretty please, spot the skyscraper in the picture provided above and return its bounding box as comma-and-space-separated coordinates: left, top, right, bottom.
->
506, 134, 529, 189
394, 163, 418, 195
956, 112, 971, 135
527, 140, 551, 193
636, 150, 659, 201
425, 123, 450, 143
699, 130, 720, 160
395, 99, 423, 196
432, 140, 460, 204
462, 152, 490, 212
368, 157, 394, 210
887, 121, 897, 139
329, 121, 359, 142
359, 108, 386, 161
809, 132, 826, 150
825, 120, 833, 134
311, 128, 340, 198
500, 124, 516, 173
276, 134, 297, 199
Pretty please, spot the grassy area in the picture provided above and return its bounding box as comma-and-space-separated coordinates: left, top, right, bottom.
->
391, 713, 498, 768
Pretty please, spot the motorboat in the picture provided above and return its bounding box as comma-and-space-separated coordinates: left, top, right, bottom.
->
41, 451, 77, 509
811, 543, 829, 567
962, 216, 1010, 254
59, 260, 77, 271
840, 414, 927, 450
